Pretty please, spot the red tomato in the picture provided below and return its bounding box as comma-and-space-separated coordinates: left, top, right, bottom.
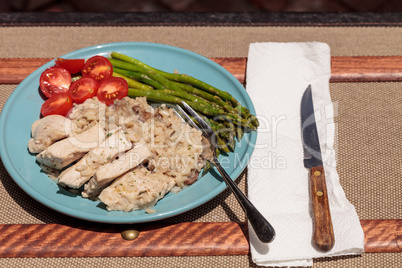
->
40, 92, 73, 117
55, 58, 85, 74
69, 77, 98, 104
82, 55, 113, 82
97, 77, 128, 106
39, 66, 71, 98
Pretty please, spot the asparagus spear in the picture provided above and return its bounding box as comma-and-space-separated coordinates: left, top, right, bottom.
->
112, 72, 153, 91
128, 88, 223, 117
172, 81, 234, 112
204, 117, 236, 151
111, 61, 251, 126
111, 51, 240, 105
111, 52, 258, 124
109, 53, 259, 160
111, 52, 258, 129
183, 114, 231, 154
109, 58, 182, 92
113, 67, 164, 89
111, 51, 257, 118
235, 125, 244, 141
158, 89, 226, 114
112, 55, 230, 112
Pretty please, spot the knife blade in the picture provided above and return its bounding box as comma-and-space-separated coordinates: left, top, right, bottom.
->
301, 85, 335, 252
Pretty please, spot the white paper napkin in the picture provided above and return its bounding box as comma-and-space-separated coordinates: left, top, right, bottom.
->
246, 42, 364, 267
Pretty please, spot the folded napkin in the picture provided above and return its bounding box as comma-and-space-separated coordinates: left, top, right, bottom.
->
246, 42, 364, 267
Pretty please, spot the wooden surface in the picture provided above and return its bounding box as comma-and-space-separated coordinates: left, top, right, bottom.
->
1, 56, 402, 84
361, 219, 402, 253
0, 222, 249, 258
0, 58, 50, 84
0, 220, 400, 258
330, 56, 402, 82
0, 56, 401, 258
309, 166, 335, 252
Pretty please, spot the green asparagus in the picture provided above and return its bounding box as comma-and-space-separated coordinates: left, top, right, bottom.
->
108, 51, 259, 154
112, 72, 153, 91
128, 88, 223, 117
113, 67, 164, 89
111, 51, 257, 122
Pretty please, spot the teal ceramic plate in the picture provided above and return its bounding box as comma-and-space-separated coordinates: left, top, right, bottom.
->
0, 42, 257, 223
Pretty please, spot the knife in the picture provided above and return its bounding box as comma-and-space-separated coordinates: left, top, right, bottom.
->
301, 85, 335, 252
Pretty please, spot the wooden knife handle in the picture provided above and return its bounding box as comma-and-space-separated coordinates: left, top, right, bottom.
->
310, 166, 335, 252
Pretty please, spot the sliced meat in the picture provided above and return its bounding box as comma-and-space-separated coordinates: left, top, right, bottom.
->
82, 141, 152, 198
58, 129, 132, 189
36, 123, 106, 169
28, 115, 77, 154
98, 166, 175, 212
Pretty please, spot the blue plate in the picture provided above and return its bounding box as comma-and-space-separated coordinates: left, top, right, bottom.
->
0, 42, 257, 223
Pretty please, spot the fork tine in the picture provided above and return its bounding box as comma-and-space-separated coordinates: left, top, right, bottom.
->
174, 105, 200, 130
180, 101, 213, 134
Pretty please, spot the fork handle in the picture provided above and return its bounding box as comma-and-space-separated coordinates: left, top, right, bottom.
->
211, 157, 276, 243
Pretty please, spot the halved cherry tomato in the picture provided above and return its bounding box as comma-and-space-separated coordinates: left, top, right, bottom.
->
55, 58, 85, 74
81, 55, 113, 82
40, 92, 73, 117
69, 77, 98, 104
39, 66, 71, 98
97, 77, 128, 106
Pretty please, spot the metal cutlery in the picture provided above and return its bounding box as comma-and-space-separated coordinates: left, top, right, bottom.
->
301, 85, 335, 252
177, 101, 276, 244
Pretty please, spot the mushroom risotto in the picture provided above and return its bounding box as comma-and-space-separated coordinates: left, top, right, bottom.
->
29, 97, 212, 212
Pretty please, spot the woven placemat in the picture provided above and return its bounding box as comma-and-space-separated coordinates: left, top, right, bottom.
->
330, 82, 401, 220
0, 253, 400, 268
0, 26, 402, 58
1, 82, 400, 222
0, 26, 401, 267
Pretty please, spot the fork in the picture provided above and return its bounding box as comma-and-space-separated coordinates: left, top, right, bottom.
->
177, 101, 276, 243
